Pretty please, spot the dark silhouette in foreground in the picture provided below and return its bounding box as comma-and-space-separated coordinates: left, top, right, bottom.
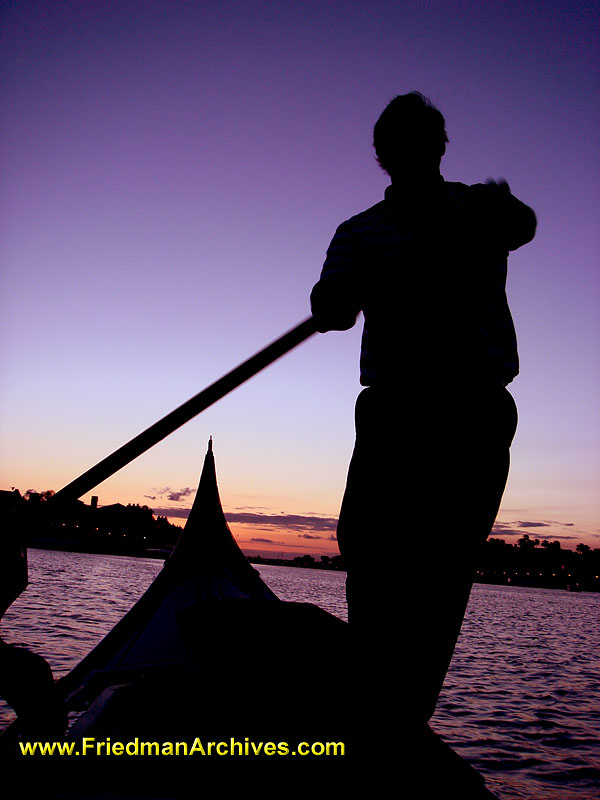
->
0, 527, 66, 739
1, 443, 506, 798
311, 92, 536, 755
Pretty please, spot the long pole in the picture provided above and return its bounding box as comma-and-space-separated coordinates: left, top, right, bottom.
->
51, 317, 318, 504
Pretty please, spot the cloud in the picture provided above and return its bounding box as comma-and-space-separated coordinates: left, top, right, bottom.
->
490, 527, 579, 542
146, 508, 339, 531
167, 487, 194, 502
491, 522, 522, 536
492, 518, 579, 538
146, 487, 196, 504
299, 533, 322, 540
150, 507, 191, 519
250, 537, 276, 543
145, 510, 337, 539
517, 521, 550, 528
224, 512, 338, 532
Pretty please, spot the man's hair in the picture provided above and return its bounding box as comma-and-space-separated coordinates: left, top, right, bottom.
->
373, 92, 448, 175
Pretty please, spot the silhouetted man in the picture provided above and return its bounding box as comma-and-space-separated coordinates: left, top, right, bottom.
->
311, 93, 536, 740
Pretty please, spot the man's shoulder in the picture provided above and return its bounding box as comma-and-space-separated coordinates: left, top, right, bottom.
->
323, 200, 390, 260
332, 199, 388, 238
338, 181, 473, 222
444, 180, 472, 197
331, 181, 485, 236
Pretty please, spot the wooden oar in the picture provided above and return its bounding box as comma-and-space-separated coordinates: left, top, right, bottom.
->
51, 317, 318, 504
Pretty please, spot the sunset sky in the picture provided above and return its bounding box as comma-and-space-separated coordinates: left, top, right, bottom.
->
1, 1, 598, 557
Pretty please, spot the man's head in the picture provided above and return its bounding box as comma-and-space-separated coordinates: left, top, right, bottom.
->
373, 92, 448, 180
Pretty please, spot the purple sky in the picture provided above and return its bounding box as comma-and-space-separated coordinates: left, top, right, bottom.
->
1, 1, 598, 555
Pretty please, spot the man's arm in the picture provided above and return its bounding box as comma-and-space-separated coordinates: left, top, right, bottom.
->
310, 220, 361, 333
469, 180, 537, 252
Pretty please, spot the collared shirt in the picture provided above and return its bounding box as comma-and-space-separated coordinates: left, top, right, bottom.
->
311, 179, 536, 387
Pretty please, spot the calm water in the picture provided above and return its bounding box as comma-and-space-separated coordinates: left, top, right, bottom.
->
1, 550, 599, 799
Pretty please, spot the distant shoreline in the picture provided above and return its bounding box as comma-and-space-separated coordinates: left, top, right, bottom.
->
4, 491, 598, 594
23, 544, 600, 593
